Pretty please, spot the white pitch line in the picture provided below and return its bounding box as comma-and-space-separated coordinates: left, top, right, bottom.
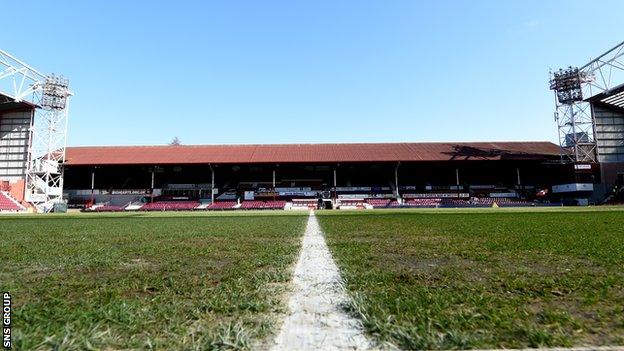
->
272, 211, 373, 351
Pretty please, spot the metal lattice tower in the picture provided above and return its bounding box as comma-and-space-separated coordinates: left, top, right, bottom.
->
0, 49, 71, 212
550, 41, 624, 163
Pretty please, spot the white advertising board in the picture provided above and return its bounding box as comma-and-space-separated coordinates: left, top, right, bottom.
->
551, 183, 594, 193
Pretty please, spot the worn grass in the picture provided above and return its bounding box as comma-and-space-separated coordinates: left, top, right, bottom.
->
0, 212, 307, 350
318, 208, 624, 350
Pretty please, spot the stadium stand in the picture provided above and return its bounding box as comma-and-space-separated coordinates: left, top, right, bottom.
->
404, 198, 442, 208
239, 200, 264, 209
60, 142, 586, 211
87, 204, 125, 212
365, 198, 391, 208
124, 201, 145, 211
471, 197, 534, 207
440, 198, 472, 207
206, 201, 237, 210
140, 201, 199, 211
338, 199, 366, 209
291, 199, 318, 210
240, 200, 286, 210
265, 200, 287, 209
0, 191, 26, 212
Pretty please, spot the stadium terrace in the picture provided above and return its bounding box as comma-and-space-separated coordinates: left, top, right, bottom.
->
57, 141, 596, 211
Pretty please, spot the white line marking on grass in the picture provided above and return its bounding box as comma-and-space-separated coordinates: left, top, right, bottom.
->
272, 211, 373, 351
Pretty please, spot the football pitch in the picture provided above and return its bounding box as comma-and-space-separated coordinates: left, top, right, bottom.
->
1, 207, 623, 350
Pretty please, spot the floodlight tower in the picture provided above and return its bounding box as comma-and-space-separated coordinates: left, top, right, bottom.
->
550, 41, 624, 163
0, 49, 71, 212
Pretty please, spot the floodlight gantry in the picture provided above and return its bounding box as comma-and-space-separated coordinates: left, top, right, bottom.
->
550, 41, 624, 163
0, 48, 71, 212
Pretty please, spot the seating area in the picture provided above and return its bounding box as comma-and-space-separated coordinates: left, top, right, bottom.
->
368, 197, 533, 208
70, 189, 543, 213
404, 198, 443, 207
206, 201, 237, 210
338, 199, 366, 209
80, 199, 287, 211
441, 198, 471, 207
240, 200, 286, 210
264, 200, 287, 209
291, 199, 318, 209
79, 196, 538, 212
387, 200, 402, 207
471, 197, 534, 207
365, 198, 392, 208
140, 201, 199, 211
89, 204, 125, 212
0, 192, 26, 212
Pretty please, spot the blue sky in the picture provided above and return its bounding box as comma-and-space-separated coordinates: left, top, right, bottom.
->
3, 1, 623, 146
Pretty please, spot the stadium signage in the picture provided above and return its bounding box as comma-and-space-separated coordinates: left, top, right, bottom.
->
574, 164, 592, 170
335, 187, 371, 192
279, 191, 318, 197
402, 193, 469, 199
337, 194, 367, 199
107, 189, 150, 195
425, 185, 464, 191
275, 187, 311, 192
489, 192, 518, 198
255, 192, 279, 198
551, 183, 594, 193
366, 194, 394, 198
468, 185, 496, 190
165, 183, 212, 190
217, 192, 237, 200
334, 186, 391, 192
337, 194, 394, 199
71, 189, 159, 196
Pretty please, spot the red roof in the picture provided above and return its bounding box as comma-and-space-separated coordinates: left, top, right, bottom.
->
64, 142, 560, 166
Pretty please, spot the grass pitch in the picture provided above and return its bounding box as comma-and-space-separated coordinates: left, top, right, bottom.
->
0, 212, 307, 350
318, 208, 624, 349
3, 207, 624, 350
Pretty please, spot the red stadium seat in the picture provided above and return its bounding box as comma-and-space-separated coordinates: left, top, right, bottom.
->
365, 198, 392, 208
206, 201, 237, 210
140, 201, 199, 211
240, 200, 286, 210
471, 197, 534, 207
0, 192, 26, 212
92, 205, 125, 212
291, 199, 318, 209
338, 199, 366, 209
404, 198, 442, 208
